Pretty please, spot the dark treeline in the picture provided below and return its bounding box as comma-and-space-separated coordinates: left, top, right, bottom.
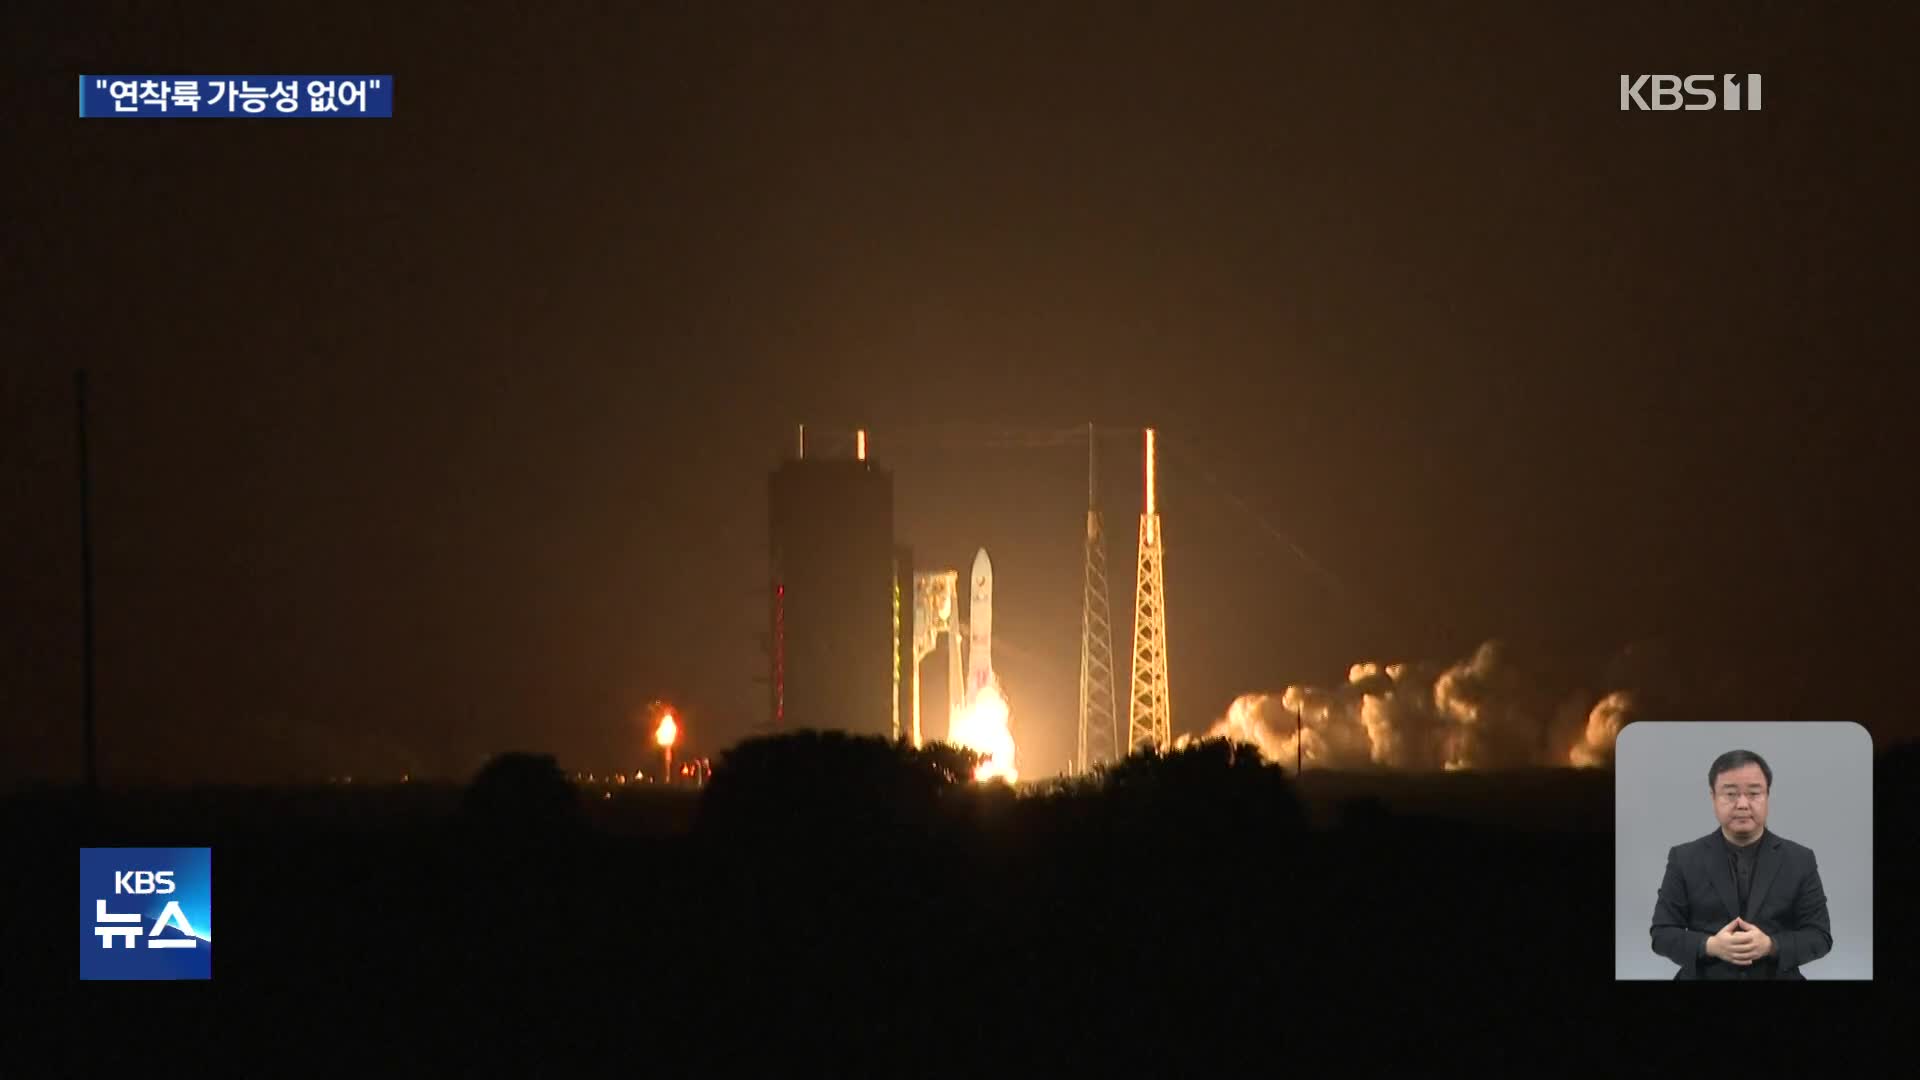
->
8, 736, 1906, 1071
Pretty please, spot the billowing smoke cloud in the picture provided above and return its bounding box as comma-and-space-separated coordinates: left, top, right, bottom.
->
1181, 640, 1634, 772
1569, 690, 1632, 768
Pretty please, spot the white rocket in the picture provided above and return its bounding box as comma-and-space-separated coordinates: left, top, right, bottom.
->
966, 547, 993, 700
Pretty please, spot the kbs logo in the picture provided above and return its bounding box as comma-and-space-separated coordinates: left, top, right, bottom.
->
1620, 74, 1763, 111
116, 870, 175, 894
80, 848, 212, 980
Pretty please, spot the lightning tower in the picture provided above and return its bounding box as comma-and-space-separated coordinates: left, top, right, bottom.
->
1127, 427, 1172, 753
1077, 422, 1120, 773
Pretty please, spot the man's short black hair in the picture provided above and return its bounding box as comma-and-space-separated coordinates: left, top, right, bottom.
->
1708, 749, 1773, 791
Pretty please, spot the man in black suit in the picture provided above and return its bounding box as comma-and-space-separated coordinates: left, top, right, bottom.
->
1649, 749, 1833, 979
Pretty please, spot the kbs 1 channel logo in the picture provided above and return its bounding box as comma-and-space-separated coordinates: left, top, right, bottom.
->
80, 848, 212, 981
1620, 73, 1763, 111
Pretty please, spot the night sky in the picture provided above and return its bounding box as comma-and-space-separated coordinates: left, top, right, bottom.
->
5, 1, 1915, 785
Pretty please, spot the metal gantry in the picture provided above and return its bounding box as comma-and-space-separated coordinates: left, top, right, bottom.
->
1127, 428, 1172, 754
1077, 423, 1120, 775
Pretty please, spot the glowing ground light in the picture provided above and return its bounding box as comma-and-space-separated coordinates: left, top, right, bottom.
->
656, 711, 678, 784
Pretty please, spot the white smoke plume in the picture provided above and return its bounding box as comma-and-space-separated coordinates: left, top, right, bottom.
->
1569, 690, 1632, 768
1182, 640, 1634, 772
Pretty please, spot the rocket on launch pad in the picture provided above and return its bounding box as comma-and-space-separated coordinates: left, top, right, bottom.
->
966, 547, 992, 700
947, 546, 1017, 782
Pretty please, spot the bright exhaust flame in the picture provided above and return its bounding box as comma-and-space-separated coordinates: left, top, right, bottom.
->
948, 680, 1018, 783
656, 713, 678, 748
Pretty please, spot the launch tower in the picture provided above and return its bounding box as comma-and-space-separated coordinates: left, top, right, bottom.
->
1126, 427, 1172, 753
1077, 423, 1120, 773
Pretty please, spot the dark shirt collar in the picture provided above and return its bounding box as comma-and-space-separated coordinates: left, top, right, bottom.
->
1720, 827, 1765, 854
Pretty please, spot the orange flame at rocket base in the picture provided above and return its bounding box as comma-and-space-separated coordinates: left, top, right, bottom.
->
655, 713, 678, 748
948, 681, 1018, 783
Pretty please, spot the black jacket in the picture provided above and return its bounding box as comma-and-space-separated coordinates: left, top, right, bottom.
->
1649, 829, 1833, 979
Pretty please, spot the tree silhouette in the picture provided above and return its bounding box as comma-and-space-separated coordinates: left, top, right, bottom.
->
696, 730, 979, 839
460, 751, 580, 842
1103, 737, 1308, 837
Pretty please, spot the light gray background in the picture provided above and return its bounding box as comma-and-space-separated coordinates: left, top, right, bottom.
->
1614, 721, 1873, 980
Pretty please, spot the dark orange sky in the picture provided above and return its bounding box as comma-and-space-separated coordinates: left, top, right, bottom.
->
4, 1, 1915, 785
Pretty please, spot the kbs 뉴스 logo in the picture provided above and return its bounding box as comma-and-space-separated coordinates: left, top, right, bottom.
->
80, 848, 212, 980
